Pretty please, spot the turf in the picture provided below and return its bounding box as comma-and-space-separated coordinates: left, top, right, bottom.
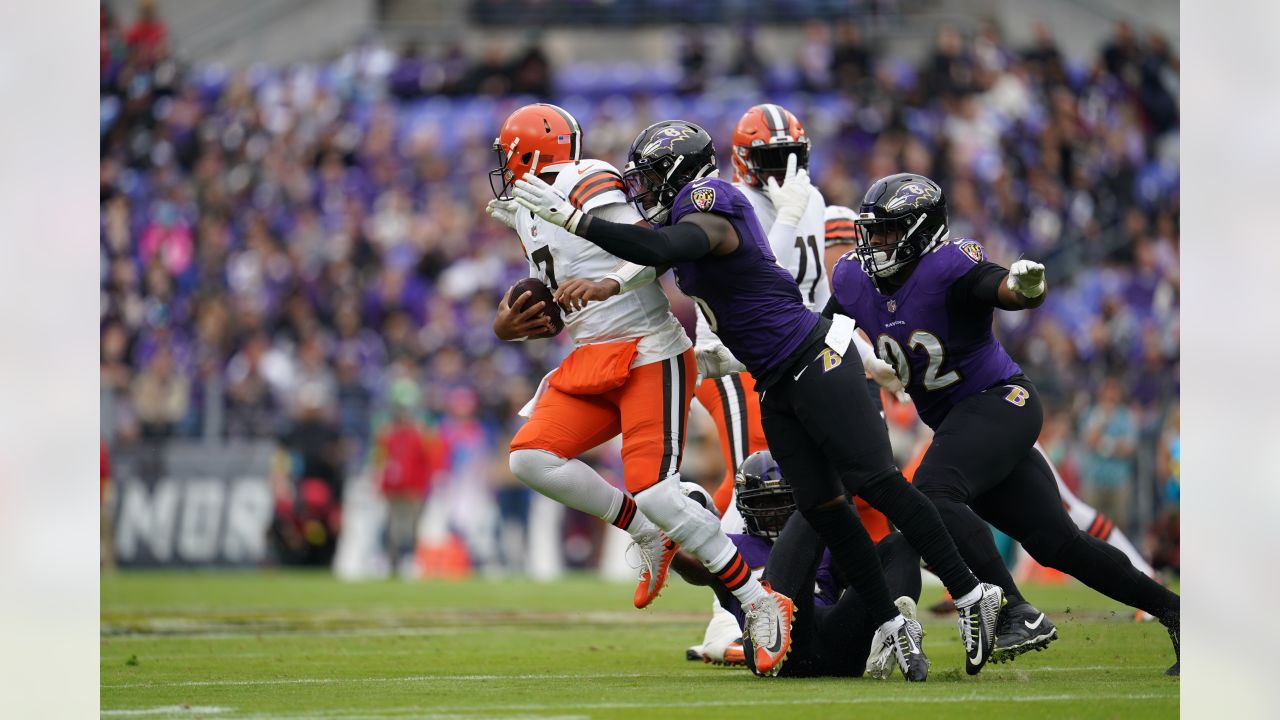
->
101, 571, 1178, 719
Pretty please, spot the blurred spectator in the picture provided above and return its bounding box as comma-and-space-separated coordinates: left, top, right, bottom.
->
677, 30, 709, 96
831, 20, 872, 91
729, 26, 766, 88
372, 378, 446, 575
797, 21, 834, 92
130, 345, 189, 439
124, 0, 167, 65
1080, 377, 1139, 530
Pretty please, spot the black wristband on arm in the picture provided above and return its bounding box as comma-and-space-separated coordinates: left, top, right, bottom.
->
577, 215, 712, 266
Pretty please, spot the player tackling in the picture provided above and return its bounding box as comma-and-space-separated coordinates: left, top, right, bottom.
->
485, 104, 795, 676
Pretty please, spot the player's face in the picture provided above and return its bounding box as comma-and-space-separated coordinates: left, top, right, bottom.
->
865, 223, 905, 251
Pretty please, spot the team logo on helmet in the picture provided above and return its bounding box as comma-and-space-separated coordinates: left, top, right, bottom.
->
884, 182, 940, 211
691, 187, 716, 212
958, 240, 984, 263
641, 126, 696, 157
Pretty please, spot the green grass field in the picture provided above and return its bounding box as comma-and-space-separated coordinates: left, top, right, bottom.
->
102, 572, 1178, 719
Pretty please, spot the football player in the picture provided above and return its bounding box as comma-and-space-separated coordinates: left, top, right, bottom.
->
485, 104, 795, 676
507, 120, 1004, 680
826, 173, 1179, 674
673, 451, 923, 678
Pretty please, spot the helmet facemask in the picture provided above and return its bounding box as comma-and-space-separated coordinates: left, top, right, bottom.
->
489, 140, 543, 201
740, 140, 809, 188
854, 211, 947, 279
623, 153, 715, 225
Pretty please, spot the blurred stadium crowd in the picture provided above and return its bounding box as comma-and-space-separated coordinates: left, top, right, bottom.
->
99, 2, 1179, 572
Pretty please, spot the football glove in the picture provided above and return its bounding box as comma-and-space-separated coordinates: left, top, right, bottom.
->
512, 175, 585, 234
763, 153, 811, 227
695, 343, 745, 382
485, 198, 521, 230
1006, 259, 1046, 298
864, 354, 907, 400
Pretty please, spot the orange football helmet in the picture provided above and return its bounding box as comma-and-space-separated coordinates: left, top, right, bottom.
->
490, 103, 582, 199
731, 104, 810, 188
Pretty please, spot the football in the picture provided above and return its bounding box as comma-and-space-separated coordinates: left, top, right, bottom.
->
507, 277, 564, 338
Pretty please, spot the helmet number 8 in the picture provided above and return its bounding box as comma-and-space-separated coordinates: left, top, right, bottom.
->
876, 330, 961, 392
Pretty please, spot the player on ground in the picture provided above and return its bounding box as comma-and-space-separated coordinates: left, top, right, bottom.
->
673, 451, 923, 678
507, 120, 1004, 680
485, 104, 794, 675
827, 173, 1179, 674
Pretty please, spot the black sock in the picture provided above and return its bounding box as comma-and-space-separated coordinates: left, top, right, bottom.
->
1037, 532, 1179, 617
859, 473, 980, 599
803, 501, 897, 626
931, 495, 1024, 603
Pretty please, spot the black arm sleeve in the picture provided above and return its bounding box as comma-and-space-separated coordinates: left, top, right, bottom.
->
820, 296, 841, 319
950, 261, 1011, 309
577, 215, 711, 266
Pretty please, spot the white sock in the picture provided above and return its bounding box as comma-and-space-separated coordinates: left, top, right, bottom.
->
510, 449, 629, 523
603, 491, 659, 537
954, 585, 983, 608
879, 614, 906, 635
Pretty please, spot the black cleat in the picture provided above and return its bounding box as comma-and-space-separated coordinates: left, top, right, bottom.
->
992, 600, 1059, 663
1160, 608, 1179, 676
889, 616, 930, 682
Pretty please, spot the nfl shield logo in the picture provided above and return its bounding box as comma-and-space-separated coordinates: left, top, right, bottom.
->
691, 187, 716, 212
887, 299, 896, 313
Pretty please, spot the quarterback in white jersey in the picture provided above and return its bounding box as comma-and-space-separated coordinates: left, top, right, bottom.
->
487, 106, 796, 670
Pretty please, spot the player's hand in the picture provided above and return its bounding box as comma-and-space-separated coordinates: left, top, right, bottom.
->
695, 343, 745, 382
512, 175, 585, 234
553, 278, 619, 312
863, 355, 907, 400
1006, 259, 1046, 298
493, 291, 554, 341
763, 153, 811, 227
486, 198, 520, 230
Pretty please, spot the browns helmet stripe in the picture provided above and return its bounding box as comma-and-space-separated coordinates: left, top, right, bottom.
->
544, 103, 581, 161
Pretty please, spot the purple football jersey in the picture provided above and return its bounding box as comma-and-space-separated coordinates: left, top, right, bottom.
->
668, 177, 818, 380
724, 533, 839, 628
830, 238, 1022, 429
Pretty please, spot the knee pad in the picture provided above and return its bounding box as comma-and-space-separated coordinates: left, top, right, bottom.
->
509, 448, 564, 487
635, 477, 722, 552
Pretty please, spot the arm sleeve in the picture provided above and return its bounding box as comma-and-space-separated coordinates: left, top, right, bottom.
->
820, 296, 841, 319
694, 301, 722, 350
950, 261, 1010, 308
577, 215, 712, 266
767, 218, 799, 271
589, 201, 656, 294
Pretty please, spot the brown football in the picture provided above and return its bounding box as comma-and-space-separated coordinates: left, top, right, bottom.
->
506, 277, 564, 338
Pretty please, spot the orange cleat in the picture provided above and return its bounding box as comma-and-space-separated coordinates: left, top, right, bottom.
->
744, 583, 796, 677
633, 532, 677, 609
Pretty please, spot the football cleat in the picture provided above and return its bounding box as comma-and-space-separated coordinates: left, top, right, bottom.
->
631, 531, 677, 609
956, 583, 1006, 675
992, 600, 1058, 663
742, 584, 795, 677
685, 645, 704, 661
866, 596, 920, 680
1161, 608, 1179, 676
888, 614, 930, 682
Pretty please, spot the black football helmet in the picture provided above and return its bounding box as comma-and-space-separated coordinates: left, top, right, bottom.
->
854, 173, 949, 283
734, 450, 795, 540
622, 120, 718, 225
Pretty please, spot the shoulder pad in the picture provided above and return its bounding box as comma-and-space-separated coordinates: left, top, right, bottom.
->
559, 159, 625, 211
824, 205, 858, 246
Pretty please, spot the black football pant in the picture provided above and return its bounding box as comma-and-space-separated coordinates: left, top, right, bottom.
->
760, 342, 979, 628
914, 378, 1178, 617
742, 514, 922, 677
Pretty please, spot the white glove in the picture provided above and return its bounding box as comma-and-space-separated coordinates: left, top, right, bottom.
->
863, 354, 907, 401
486, 198, 520, 230
763, 153, 811, 227
695, 344, 746, 382
512, 175, 585, 234
1006, 259, 1046, 298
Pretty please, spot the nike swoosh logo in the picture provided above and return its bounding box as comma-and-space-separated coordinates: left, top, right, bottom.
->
792, 365, 809, 382
1024, 613, 1045, 630
968, 630, 983, 665
765, 618, 784, 653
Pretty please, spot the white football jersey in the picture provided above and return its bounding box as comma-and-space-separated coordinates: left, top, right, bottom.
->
513, 159, 690, 367
694, 181, 829, 350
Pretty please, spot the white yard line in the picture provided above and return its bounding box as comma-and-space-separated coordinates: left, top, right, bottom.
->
101, 706, 232, 716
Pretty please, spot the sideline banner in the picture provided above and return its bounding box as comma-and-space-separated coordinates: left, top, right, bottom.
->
110, 442, 275, 567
